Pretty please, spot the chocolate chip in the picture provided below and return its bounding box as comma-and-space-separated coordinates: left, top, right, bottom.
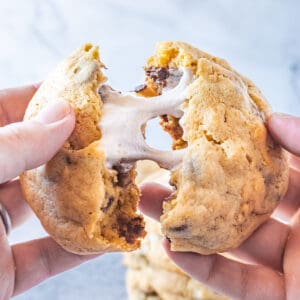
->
145, 292, 158, 297
100, 196, 114, 212
165, 236, 171, 243
133, 84, 147, 93
157, 68, 169, 81
169, 224, 188, 232
64, 155, 72, 165
161, 114, 168, 122
113, 164, 133, 187
117, 216, 144, 244
145, 67, 170, 84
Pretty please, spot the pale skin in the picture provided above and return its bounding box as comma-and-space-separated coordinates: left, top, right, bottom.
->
0, 85, 299, 300
0, 85, 100, 300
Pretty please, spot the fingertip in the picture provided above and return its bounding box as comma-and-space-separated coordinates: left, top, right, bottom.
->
162, 236, 205, 279
268, 113, 292, 132
35, 100, 74, 125
139, 183, 172, 221
268, 112, 300, 156
40, 101, 75, 144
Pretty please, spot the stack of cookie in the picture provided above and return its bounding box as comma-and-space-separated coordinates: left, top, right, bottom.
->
124, 217, 229, 300
124, 161, 229, 300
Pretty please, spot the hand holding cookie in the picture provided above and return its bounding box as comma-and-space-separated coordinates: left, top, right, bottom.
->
0, 85, 101, 298
140, 113, 300, 300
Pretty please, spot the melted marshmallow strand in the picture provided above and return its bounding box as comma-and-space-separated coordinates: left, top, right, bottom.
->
98, 68, 193, 170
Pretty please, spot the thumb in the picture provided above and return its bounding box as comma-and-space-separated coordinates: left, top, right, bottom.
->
0, 100, 75, 183
268, 113, 300, 156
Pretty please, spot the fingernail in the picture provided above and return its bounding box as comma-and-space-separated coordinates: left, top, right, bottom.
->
35, 100, 72, 124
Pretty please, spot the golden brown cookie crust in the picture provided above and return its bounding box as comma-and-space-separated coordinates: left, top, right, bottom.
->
144, 41, 289, 254
20, 44, 145, 254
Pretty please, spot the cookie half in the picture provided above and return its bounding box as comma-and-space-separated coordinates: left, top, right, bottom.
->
20, 44, 145, 254
141, 41, 289, 254
124, 217, 229, 300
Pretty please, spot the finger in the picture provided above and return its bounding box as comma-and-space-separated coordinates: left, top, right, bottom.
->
0, 100, 75, 183
164, 240, 284, 300
139, 183, 171, 221
12, 237, 101, 296
268, 113, 300, 156
273, 167, 300, 222
0, 218, 14, 299
140, 183, 290, 272
229, 218, 290, 272
289, 153, 300, 171
284, 209, 300, 299
0, 84, 39, 126
0, 179, 32, 228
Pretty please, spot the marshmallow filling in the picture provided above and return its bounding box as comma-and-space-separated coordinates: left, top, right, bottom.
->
98, 67, 192, 170
96, 67, 192, 245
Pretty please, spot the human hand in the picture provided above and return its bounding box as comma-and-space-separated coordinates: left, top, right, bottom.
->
0, 85, 100, 300
139, 113, 300, 300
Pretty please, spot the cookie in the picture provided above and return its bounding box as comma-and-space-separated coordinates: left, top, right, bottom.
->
124, 216, 229, 300
20, 44, 145, 254
124, 216, 179, 274
21, 41, 288, 256
140, 41, 289, 254
127, 268, 228, 300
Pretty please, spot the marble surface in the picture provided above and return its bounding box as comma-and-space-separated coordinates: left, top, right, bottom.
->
0, 0, 299, 299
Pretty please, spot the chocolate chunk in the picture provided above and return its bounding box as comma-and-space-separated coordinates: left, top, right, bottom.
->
64, 155, 72, 165
113, 163, 133, 187
145, 292, 158, 297
169, 224, 188, 232
165, 236, 171, 243
145, 67, 183, 90
161, 114, 168, 122
118, 216, 144, 244
145, 67, 170, 86
133, 83, 147, 93
100, 196, 114, 212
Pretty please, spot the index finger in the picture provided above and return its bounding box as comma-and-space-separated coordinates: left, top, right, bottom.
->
0, 84, 40, 126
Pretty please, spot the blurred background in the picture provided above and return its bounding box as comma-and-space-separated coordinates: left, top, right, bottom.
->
0, 0, 299, 299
